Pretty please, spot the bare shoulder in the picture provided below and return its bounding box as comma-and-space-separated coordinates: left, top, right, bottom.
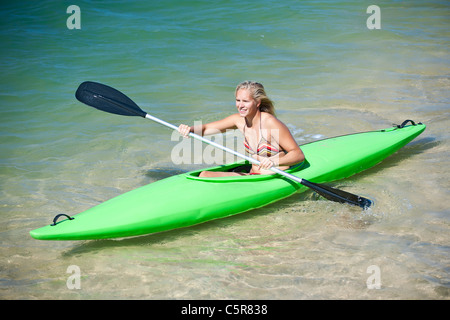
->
209, 113, 241, 131
228, 113, 242, 121
261, 112, 288, 130
228, 113, 245, 129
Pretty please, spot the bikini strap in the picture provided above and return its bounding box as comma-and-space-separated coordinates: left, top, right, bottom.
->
259, 111, 267, 148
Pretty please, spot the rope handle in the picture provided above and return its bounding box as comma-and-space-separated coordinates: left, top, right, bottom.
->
51, 214, 74, 226
395, 119, 422, 128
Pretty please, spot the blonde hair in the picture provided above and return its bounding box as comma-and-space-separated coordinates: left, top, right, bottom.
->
235, 81, 276, 116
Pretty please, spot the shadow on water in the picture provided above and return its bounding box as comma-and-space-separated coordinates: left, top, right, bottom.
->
62, 137, 438, 256
143, 167, 188, 181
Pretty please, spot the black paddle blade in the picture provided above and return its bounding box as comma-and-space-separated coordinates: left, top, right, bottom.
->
301, 179, 373, 209
75, 81, 147, 118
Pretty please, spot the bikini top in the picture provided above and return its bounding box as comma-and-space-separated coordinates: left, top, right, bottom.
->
243, 113, 285, 157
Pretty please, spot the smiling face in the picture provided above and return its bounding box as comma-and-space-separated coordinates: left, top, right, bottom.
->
235, 88, 261, 118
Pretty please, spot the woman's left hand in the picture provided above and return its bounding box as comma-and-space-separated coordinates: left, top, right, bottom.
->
258, 157, 274, 170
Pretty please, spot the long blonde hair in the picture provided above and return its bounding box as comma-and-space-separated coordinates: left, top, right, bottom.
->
235, 81, 276, 116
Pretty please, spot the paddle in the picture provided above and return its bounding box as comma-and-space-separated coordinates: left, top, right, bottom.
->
75, 81, 372, 209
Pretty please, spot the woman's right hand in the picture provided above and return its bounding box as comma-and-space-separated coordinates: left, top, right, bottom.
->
178, 124, 191, 138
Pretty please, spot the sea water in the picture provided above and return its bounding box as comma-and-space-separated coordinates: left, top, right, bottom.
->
0, 0, 449, 300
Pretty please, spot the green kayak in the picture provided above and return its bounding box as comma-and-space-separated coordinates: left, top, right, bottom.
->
30, 121, 425, 241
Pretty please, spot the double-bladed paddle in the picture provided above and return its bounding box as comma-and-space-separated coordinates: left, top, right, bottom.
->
75, 81, 372, 209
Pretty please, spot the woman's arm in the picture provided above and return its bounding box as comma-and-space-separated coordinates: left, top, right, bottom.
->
178, 114, 240, 137
257, 117, 305, 169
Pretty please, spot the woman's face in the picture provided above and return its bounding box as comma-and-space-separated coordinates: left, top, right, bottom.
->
235, 89, 260, 117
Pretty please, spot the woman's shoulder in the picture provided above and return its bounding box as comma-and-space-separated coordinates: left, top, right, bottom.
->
214, 113, 244, 131
224, 113, 243, 124
227, 113, 245, 126
261, 112, 285, 129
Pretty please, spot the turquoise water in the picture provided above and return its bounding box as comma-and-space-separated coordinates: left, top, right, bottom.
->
1, 0, 449, 299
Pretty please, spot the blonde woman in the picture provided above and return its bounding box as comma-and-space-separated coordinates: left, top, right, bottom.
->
178, 81, 304, 177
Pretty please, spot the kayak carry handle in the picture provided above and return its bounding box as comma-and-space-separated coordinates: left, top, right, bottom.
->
51, 214, 74, 226
396, 120, 422, 128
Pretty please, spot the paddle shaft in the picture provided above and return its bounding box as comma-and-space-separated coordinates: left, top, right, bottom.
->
145, 114, 303, 183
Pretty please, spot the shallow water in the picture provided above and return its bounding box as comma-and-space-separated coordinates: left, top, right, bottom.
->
1, 0, 449, 300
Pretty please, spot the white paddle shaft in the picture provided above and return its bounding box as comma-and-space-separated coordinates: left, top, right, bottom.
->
144, 113, 303, 183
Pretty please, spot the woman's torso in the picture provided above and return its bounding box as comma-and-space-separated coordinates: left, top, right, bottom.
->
239, 112, 289, 174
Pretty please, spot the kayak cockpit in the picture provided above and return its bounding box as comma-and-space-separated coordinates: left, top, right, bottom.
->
185, 161, 308, 182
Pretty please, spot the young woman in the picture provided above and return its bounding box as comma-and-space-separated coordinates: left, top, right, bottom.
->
178, 81, 305, 177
